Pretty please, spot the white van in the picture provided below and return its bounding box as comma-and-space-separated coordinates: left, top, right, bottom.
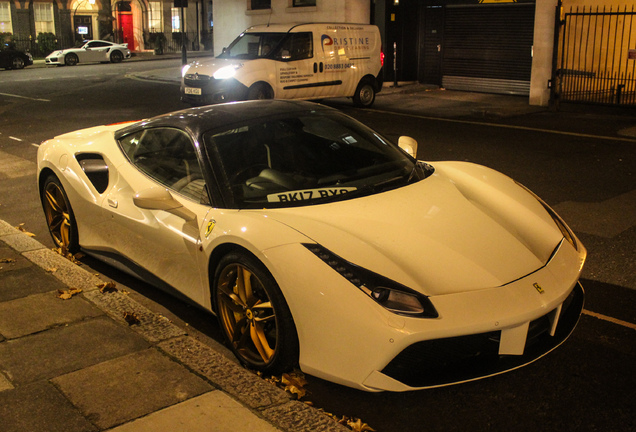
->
181, 23, 384, 107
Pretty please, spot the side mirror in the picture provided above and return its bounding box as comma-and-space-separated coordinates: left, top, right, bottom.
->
398, 136, 418, 158
133, 187, 196, 221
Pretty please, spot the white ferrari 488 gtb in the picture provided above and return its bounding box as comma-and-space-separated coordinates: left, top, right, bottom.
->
37, 100, 586, 391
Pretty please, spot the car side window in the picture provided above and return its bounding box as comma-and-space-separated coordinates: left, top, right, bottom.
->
275, 32, 313, 61
118, 128, 209, 203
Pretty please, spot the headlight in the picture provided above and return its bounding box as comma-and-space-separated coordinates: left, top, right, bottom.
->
181, 64, 191, 77
304, 244, 439, 318
515, 181, 579, 251
213, 64, 242, 80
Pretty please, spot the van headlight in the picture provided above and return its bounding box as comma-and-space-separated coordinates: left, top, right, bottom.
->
181, 64, 191, 77
213, 64, 243, 80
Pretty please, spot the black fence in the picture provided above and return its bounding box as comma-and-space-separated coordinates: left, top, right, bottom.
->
5, 30, 210, 58
556, 5, 636, 106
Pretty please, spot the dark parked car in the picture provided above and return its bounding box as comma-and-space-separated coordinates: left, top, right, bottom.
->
0, 43, 33, 70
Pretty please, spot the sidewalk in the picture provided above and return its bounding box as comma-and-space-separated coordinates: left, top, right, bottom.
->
0, 219, 348, 432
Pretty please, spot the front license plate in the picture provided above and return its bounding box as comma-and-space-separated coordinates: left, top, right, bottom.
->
185, 87, 202, 95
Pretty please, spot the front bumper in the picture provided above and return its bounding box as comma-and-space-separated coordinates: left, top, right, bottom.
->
376, 282, 584, 388
180, 75, 248, 105
266, 237, 586, 392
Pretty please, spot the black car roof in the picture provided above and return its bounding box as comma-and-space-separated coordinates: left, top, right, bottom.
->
114, 100, 335, 140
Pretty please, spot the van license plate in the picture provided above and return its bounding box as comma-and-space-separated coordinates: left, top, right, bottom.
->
185, 87, 202, 95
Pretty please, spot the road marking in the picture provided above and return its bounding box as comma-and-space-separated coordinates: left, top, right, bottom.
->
583, 309, 636, 330
9, 136, 23, 142
367, 108, 636, 143
0, 92, 50, 102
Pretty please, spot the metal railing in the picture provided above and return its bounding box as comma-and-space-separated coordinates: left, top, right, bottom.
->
556, 5, 636, 106
5, 30, 211, 58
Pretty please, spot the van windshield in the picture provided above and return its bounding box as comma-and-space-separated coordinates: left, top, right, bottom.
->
218, 32, 286, 60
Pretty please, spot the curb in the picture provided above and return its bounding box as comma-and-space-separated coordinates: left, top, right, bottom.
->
0, 219, 349, 432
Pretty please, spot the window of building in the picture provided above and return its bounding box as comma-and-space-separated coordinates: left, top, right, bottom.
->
34, 2, 54, 34
148, 1, 162, 32
292, 0, 315, 6
0, 2, 12, 33
249, 0, 270, 10
171, 7, 185, 32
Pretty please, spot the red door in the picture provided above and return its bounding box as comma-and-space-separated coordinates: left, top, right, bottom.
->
118, 12, 135, 51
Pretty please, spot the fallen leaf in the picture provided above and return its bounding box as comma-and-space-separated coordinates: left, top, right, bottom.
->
53, 247, 81, 265
123, 311, 140, 325
57, 288, 82, 300
98, 281, 118, 293
347, 418, 376, 432
281, 372, 308, 399
47, 267, 58, 273
0, 258, 16, 263
15, 223, 36, 237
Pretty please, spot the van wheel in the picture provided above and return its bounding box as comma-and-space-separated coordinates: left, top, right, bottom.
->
247, 83, 274, 101
353, 80, 376, 107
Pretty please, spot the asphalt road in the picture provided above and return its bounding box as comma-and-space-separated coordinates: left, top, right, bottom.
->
0, 60, 634, 431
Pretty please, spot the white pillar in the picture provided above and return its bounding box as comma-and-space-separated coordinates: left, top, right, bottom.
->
529, 0, 559, 106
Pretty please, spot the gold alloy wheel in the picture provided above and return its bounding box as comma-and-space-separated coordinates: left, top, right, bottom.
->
43, 180, 72, 250
216, 263, 277, 365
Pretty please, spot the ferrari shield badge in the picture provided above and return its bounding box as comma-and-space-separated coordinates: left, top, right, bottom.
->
205, 219, 216, 238
533, 283, 545, 294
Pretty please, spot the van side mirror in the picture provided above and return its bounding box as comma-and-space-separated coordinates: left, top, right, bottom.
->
398, 136, 418, 158
133, 187, 196, 221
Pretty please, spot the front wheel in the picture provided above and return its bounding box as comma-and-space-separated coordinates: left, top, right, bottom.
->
353, 80, 376, 107
213, 251, 298, 374
64, 53, 78, 66
247, 83, 274, 101
41, 175, 80, 254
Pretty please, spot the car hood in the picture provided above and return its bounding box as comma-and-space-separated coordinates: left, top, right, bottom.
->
264, 162, 564, 296
186, 58, 244, 75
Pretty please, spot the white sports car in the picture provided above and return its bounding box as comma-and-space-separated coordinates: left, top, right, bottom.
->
37, 100, 586, 392
45, 40, 131, 66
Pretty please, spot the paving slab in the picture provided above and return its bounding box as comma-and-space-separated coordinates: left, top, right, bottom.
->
0, 244, 32, 273
0, 291, 103, 338
52, 348, 213, 430
107, 391, 282, 432
262, 400, 350, 432
22, 248, 104, 291
0, 316, 149, 385
0, 381, 96, 432
159, 336, 290, 409
1, 232, 46, 252
0, 265, 66, 302
84, 289, 186, 343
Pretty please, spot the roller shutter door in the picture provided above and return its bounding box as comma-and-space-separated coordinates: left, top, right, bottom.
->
442, 3, 535, 95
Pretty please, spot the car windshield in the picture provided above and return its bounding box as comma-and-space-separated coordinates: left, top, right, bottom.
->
217, 32, 286, 60
203, 110, 432, 209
